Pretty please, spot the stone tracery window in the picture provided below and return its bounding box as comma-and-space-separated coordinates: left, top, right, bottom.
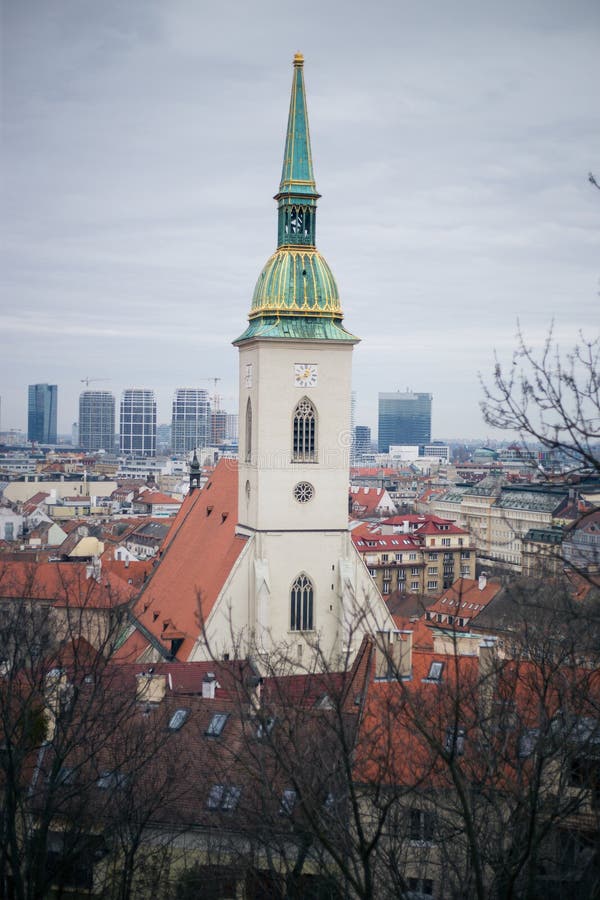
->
292, 397, 316, 462
290, 573, 314, 631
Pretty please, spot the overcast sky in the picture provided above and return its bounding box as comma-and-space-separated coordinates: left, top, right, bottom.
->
2, 0, 599, 441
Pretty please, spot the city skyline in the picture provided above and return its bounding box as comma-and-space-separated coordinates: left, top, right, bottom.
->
2, 2, 599, 439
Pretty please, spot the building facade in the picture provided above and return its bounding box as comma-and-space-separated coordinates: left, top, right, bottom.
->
353, 425, 372, 463
171, 388, 210, 454
119, 389, 156, 457
378, 391, 432, 452
353, 516, 476, 596
27, 383, 57, 444
78, 391, 115, 452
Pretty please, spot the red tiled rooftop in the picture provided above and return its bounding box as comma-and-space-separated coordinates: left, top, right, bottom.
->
120, 460, 247, 661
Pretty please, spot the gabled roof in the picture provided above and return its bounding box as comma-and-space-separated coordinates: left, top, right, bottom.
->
120, 460, 247, 661
425, 578, 501, 630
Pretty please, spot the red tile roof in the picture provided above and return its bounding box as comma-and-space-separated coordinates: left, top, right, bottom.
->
0, 560, 138, 608
120, 460, 247, 661
425, 578, 501, 630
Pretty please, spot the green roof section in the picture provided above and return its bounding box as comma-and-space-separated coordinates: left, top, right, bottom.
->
234, 315, 357, 344
277, 53, 319, 199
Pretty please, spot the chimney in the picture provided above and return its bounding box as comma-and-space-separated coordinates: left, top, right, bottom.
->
136, 670, 167, 704
478, 573, 487, 591
202, 672, 217, 700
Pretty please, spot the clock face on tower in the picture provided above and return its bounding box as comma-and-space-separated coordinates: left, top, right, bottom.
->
294, 364, 318, 388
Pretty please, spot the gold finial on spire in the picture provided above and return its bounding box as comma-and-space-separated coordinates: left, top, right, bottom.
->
293, 52, 304, 67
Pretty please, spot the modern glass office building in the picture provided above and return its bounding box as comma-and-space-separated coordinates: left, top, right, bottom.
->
120, 389, 157, 457
378, 391, 432, 452
171, 389, 210, 454
27, 383, 57, 444
79, 391, 115, 452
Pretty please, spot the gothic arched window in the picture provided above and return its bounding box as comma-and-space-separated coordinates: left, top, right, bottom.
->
245, 398, 252, 463
290, 573, 314, 631
292, 397, 316, 462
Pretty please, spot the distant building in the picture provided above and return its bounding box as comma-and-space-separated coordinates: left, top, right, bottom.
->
210, 410, 228, 445
353, 425, 371, 463
157, 423, 172, 452
378, 391, 432, 452
171, 389, 210, 454
120, 389, 156, 457
78, 391, 115, 452
422, 443, 450, 463
225, 413, 239, 442
28, 383, 57, 444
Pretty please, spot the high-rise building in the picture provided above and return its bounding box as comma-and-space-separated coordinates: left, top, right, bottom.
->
210, 410, 228, 445
120, 389, 156, 457
78, 391, 115, 452
27, 383, 57, 444
171, 389, 210, 454
378, 391, 432, 452
353, 425, 372, 463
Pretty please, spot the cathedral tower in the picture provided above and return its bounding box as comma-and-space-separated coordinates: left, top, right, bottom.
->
232, 54, 388, 662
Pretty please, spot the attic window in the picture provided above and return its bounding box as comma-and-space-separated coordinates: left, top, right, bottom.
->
221, 512, 228, 523
207, 784, 241, 811
206, 506, 213, 517
279, 788, 297, 816
206, 712, 229, 737
256, 716, 276, 739
55, 766, 75, 785
97, 770, 128, 790
444, 726, 465, 756
424, 661, 444, 683
168, 708, 189, 731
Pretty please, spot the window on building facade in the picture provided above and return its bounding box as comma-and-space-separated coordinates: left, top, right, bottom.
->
442, 538, 451, 546
411, 567, 419, 576
292, 397, 316, 462
245, 398, 252, 463
427, 580, 438, 591
207, 784, 242, 811
428, 566, 437, 575
290, 573, 314, 631
411, 581, 419, 591
407, 878, 433, 896
428, 552, 438, 560
383, 581, 390, 594
461, 551, 471, 559
409, 552, 417, 561
409, 808, 435, 843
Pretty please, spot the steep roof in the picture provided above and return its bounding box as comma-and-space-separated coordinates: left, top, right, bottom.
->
120, 460, 248, 661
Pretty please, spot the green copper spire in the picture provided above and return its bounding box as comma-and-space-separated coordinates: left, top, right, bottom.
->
234, 54, 357, 345
278, 52, 319, 200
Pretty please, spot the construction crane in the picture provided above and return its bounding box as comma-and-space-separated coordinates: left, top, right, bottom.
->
80, 377, 110, 388
200, 377, 222, 410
